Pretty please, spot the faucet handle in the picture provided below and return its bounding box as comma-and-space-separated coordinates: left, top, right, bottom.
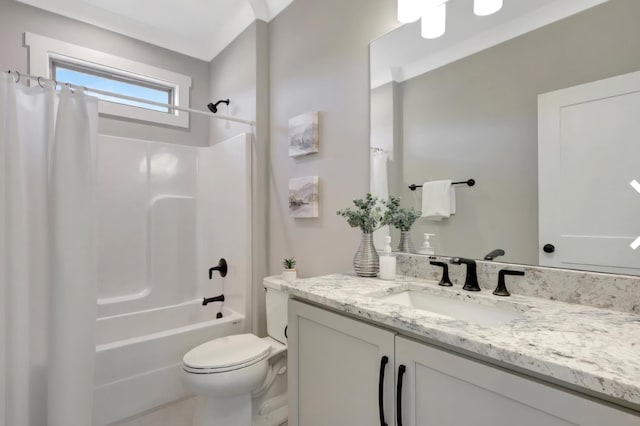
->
430, 261, 453, 287
493, 269, 524, 297
209, 258, 228, 279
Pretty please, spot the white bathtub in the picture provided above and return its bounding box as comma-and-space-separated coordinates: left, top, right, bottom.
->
93, 300, 245, 425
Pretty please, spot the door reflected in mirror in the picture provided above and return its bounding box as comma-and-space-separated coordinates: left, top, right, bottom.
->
370, 0, 640, 275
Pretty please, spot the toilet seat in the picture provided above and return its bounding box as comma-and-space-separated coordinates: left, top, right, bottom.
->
183, 334, 272, 374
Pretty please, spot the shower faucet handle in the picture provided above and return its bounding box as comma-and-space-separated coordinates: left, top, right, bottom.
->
209, 258, 228, 279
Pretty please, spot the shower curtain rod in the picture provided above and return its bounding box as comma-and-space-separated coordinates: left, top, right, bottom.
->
5, 70, 256, 126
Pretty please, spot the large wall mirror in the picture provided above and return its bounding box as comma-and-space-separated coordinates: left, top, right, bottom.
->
369, 0, 640, 275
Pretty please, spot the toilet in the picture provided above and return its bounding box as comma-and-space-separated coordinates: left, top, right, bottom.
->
182, 280, 288, 426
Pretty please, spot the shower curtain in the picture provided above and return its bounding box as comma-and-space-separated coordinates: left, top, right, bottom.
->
371, 150, 390, 249
0, 73, 98, 426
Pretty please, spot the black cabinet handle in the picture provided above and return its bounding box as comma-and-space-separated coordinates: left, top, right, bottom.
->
397, 365, 406, 426
378, 356, 389, 426
543, 244, 555, 254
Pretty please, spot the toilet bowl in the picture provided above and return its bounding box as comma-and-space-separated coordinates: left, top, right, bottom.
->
182, 280, 288, 426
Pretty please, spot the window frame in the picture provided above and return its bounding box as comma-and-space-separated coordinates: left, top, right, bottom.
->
25, 32, 192, 128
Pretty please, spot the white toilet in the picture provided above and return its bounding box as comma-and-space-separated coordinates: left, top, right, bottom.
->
182, 280, 288, 426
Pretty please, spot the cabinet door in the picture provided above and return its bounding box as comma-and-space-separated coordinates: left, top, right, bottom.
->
288, 300, 396, 426
395, 336, 638, 426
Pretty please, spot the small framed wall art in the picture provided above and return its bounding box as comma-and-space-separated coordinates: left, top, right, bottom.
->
289, 176, 319, 218
289, 112, 319, 157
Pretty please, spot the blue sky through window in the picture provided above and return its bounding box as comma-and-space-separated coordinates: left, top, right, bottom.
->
54, 67, 171, 113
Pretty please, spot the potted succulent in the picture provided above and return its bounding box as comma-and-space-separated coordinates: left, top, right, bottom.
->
337, 193, 385, 277
282, 257, 297, 281
383, 196, 421, 253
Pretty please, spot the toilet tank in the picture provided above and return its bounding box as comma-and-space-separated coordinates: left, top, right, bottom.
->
264, 279, 288, 344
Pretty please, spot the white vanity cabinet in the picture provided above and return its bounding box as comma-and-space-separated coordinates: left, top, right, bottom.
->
395, 336, 637, 426
288, 299, 396, 426
288, 299, 639, 426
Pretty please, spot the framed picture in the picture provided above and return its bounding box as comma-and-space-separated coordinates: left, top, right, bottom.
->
289, 176, 319, 218
289, 112, 319, 157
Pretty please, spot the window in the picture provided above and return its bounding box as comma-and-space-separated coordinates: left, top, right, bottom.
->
26, 33, 192, 128
52, 60, 172, 113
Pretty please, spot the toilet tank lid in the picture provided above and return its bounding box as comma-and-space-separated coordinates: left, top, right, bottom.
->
183, 334, 271, 369
263, 277, 285, 291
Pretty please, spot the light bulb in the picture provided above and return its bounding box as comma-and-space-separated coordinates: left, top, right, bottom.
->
398, 0, 424, 23
474, 0, 503, 16
421, 1, 446, 39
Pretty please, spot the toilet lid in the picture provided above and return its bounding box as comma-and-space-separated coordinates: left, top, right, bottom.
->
183, 334, 271, 370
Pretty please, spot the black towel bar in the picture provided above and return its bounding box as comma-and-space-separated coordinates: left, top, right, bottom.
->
409, 179, 475, 191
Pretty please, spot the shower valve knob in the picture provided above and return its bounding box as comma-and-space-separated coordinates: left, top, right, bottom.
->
209, 258, 228, 278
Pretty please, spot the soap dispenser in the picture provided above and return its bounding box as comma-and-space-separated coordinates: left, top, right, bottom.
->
379, 235, 396, 280
418, 233, 435, 255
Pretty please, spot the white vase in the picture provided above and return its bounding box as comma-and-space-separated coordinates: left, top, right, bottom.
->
282, 269, 297, 281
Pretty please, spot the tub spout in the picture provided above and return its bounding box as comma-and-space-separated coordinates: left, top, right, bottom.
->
484, 249, 505, 261
202, 294, 225, 306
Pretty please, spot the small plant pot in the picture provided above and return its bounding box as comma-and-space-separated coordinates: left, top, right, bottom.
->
282, 269, 297, 282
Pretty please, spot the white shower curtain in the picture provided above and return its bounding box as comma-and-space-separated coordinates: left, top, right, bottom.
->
0, 73, 98, 426
371, 150, 390, 249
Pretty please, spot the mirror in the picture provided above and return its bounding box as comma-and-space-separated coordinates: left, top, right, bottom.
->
370, 0, 640, 275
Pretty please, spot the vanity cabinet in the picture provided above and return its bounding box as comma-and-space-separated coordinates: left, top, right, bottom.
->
288, 299, 396, 426
395, 336, 637, 426
288, 299, 639, 426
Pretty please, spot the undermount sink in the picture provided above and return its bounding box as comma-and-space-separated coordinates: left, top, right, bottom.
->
380, 290, 522, 327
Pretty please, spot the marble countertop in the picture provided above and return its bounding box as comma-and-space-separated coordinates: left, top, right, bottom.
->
264, 274, 640, 410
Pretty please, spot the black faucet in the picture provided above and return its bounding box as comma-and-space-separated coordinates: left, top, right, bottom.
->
493, 269, 524, 297
484, 249, 505, 261
450, 257, 480, 291
430, 261, 453, 286
209, 258, 228, 279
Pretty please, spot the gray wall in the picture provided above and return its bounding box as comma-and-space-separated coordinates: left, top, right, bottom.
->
208, 21, 270, 335
0, 0, 210, 146
398, 0, 640, 264
268, 0, 398, 278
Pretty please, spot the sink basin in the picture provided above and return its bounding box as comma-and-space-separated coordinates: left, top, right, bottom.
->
380, 291, 522, 327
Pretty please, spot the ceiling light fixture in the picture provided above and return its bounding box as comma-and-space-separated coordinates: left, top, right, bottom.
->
421, 1, 447, 39
397, 0, 425, 23
400, 0, 504, 39
474, 0, 503, 16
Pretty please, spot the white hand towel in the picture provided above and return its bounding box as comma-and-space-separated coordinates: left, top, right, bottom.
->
421, 180, 456, 221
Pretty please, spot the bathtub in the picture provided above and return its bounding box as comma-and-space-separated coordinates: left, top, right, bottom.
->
93, 300, 245, 425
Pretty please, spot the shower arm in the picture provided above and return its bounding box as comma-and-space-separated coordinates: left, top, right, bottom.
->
207, 99, 230, 114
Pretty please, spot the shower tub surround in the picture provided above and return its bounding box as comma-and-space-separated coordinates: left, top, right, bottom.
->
265, 269, 640, 412
93, 133, 253, 425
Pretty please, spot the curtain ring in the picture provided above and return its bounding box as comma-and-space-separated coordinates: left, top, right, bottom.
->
37, 76, 46, 88
13, 71, 20, 83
